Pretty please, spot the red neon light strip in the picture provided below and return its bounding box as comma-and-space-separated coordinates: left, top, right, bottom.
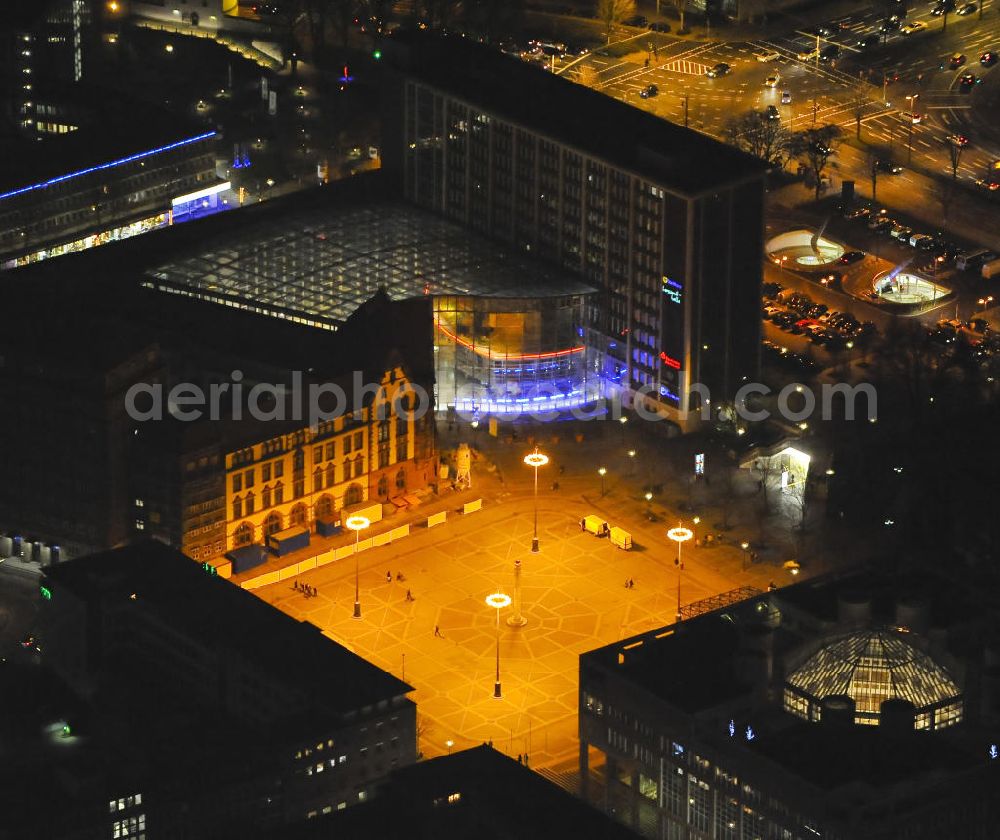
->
435, 321, 585, 360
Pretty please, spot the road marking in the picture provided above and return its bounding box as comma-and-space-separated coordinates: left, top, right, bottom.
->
661, 59, 713, 75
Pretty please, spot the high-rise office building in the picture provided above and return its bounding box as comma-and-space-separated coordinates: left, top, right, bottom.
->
383, 35, 768, 428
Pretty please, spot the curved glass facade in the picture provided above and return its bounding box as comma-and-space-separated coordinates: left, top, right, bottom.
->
784, 629, 963, 731
434, 294, 601, 413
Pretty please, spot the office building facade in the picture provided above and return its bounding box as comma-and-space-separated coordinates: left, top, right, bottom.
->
386, 37, 767, 427
578, 573, 1000, 839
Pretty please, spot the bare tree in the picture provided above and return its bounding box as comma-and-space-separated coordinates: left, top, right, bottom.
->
753, 456, 780, 513
328, 0, 359, 49
849, 78, 873, 140
596, 0, 636, 42
790, 124, 841, 200
724, 110, 789, 168
945, 136, 964, 181
672, 0, 689, 33
575, 63, 599, 88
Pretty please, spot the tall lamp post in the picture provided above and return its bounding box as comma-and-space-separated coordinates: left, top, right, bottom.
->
667, 524, 693, 623
619, 415, 628, 446
523, 448, 549, 554
740, 540, 751, 570
486, 592, 512, 698
598, 467, 607, 497
346, 514, 370, 619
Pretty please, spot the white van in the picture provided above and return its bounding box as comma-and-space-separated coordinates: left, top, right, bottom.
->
581, 515, 609, 537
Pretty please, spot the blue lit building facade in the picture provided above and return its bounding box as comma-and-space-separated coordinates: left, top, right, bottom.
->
385, 38, 767, 427
0, 130, 221, 268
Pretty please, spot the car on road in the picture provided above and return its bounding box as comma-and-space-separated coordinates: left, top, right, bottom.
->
957, 2, 977, 13
901, 111, 924, 124
875, 159, 903, 174
975, 178, 1000, 191
839, 250, 866, 264
639, 84, 658, 98
959, 73, 979, 90
948, 133, 970, 147
931, 0, 956, 15
810, 24, 836, 36
764, 104, 781, 120
797, 49, 819, 60
982, 51, 998, 67
950, 53, 967, 68
819, 44, 840, 62
705, 62, 732, 77
857, 36, 880, 50
764, 73, 781, 87
649, 21, 672, 32
880, 17, 902, 32
755, 50, 780, 61
781, 90, 792, 104
900, 21, 927, 34
844, 205, 871, 220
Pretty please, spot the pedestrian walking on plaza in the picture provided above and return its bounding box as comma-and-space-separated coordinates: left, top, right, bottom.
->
386, 570, 392, 583
518, 754, 523, 764
434, 625, 442, 637
406, 589, 414, 601
524, 754, 529, 766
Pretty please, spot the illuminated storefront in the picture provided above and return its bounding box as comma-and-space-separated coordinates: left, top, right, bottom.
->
434, 294, 598, 413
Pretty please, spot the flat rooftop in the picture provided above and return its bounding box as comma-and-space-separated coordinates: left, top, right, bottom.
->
386, 32, 768, 197
141, 173, 596, 327
44, 541, 413, 714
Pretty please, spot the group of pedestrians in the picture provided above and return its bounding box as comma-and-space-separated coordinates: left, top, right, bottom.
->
624, 577, 635, 589
294, 580, 318, 598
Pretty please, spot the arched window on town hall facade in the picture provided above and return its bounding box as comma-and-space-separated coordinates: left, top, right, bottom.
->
234, 522, 253, 548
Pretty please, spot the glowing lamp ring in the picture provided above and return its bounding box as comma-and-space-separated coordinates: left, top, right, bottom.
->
345, 515, 370, 531
667, 527, 694, 543
523, 452, 549, 468
485, 593, 512, 609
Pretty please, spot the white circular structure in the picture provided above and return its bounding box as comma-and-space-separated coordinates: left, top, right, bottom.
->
667, 526, 694, 543
873, 272, 950, 305
345, 515, 370, 531
485, 592, 512, 610
523, 451, 549, 468
766, 229, 845, 267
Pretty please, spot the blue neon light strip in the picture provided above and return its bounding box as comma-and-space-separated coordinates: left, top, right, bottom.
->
0, 131, 217, 202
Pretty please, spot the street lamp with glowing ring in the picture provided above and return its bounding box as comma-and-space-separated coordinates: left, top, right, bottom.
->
486, 592, 512, 697
667, 525, 693, 623
346, 515, 370, 619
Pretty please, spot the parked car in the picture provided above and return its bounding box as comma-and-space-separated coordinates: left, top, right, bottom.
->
843, 205, 871, 220
839, 250, 866, 264
649, 21, 671, 32
890, 223, 913, 240
622, 14, 647, 26
868, 215, 893, 233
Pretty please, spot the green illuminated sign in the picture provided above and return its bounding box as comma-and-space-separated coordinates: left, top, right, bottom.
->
40, 585, 52, 600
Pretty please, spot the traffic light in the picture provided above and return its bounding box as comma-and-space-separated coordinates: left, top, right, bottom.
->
373, 49, 382, 60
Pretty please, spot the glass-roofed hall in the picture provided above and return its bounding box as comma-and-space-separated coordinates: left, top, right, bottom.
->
784, 628, 963, 730
141, 181, 599, 414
